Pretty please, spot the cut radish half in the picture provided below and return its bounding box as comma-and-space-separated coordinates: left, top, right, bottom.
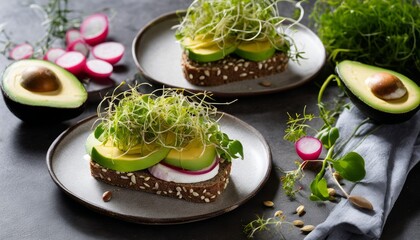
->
65, 28, 82, 46
92, 41, 124, 65
295, 136, 322, 160
43, 48, 66, 62
85, 59, 113, 79
55, 51, 86, 75
80, 13, 109, 46
9, 43, 33, 60
66, 39, 90, 56
148, 159, 220, 183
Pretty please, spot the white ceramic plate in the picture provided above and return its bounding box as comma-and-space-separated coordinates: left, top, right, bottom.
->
47, 114, 271, 224
132, 11, 326, 97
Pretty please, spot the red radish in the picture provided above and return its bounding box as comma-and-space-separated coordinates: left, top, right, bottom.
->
80, 13, 109, 46
295, 136, 322, 160
84, 59, 113, 79
92, 41, 124, 65
148, 160, 220, 183
9, 43, 33, 60
66, 39, 90, 57
65, 28, 82, 46
55, 51, 86, 75
43, 48, 66, 62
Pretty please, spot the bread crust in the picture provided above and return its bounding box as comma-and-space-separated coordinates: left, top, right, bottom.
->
90, 161, 232, 203
181, 52, 289, 86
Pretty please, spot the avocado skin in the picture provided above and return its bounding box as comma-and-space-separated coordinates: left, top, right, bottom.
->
1, 89, 86, 123
342, 86, 420, 124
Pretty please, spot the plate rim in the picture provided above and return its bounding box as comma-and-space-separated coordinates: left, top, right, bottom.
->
46, 113, 272, 225
132, 10, 326, 97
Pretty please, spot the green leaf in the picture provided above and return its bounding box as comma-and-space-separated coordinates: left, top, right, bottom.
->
228, 140, 244, 159
310, 177, 329, 201
333, 152, 365, 182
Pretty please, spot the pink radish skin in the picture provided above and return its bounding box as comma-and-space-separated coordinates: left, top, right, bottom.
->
295, 136, 322, 160
43, 48, 66, 62
9, 43, 33, 60
66, 39, 90, 57
55, 51, 86, 75
80, 13, 109, 46
84, 59, 113, 79
65, 29, 82, 46
92, 42, 124, 65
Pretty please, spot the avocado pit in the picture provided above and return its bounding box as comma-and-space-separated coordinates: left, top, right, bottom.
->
365, 72, 407, 100
20, 66, 61, 93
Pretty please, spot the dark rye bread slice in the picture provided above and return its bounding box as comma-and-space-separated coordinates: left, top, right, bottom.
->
90, 161, 231, 203
181, 51, 289, 86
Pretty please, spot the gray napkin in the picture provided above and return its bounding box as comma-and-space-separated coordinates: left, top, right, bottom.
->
305, 106, 420, 240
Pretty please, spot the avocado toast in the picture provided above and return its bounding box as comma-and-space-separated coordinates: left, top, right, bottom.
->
175, 0, 303, 86
86, 86, 243, 202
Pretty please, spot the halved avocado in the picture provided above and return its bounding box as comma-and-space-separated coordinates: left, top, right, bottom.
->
336, 60, 420, 123
1, 59, 87, 123
234, 40, 276, 62
162, 139, 216, 171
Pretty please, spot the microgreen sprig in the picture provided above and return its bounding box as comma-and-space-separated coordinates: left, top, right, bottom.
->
175, 0, 305, 61
96, 84, 243, 162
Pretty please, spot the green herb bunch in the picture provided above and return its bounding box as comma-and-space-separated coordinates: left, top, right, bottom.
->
96, 84, 244, 162
175, 0, 305, 61
311, 0, 420, 76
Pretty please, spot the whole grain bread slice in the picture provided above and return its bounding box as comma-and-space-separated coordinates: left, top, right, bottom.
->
181, 51, 289, 86
90, 161, 231, 203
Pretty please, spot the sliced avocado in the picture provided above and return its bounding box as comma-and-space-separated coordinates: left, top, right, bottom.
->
336, 60, 420, 123
1, 59, 87, 123
182, 36, 236, 62
234, 40, 276, 62
163, 139, 216, 171
91, 141, 170, 172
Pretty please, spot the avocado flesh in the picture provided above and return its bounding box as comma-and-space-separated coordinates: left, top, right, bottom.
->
234, 40, 276, 62
163, 139, 217, 171
88, 135, 171, 172
2, 59, 87, 108
183, 37, 236, 62
336, 60, 420, 123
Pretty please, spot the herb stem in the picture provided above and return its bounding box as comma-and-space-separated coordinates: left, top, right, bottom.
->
328, 165, 349, 198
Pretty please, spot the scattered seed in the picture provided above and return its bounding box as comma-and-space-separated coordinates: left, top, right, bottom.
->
274, 210, 283, 217
300, 225, 315, 233
296, 205, 305, 216
348, 195, 374, 210
293, 219, 304, 227
102, 191, 112, 202
263, 201, 274, 207
259, 81, 272, 87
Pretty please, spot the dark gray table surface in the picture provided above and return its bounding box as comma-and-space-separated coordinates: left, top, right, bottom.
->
1, 1, 419, 239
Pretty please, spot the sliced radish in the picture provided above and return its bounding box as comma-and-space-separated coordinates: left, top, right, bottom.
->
66, 39, 90, 57
148, 159, 220, 183
92, 41, 124, 65
43, 48, 66, 62
65, 28, 82, 46
55, 51, 86, 75
9, 43, 33, 60
85, 59, 113, 79
80, 13, 109, 46
295, 136, 322, 160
